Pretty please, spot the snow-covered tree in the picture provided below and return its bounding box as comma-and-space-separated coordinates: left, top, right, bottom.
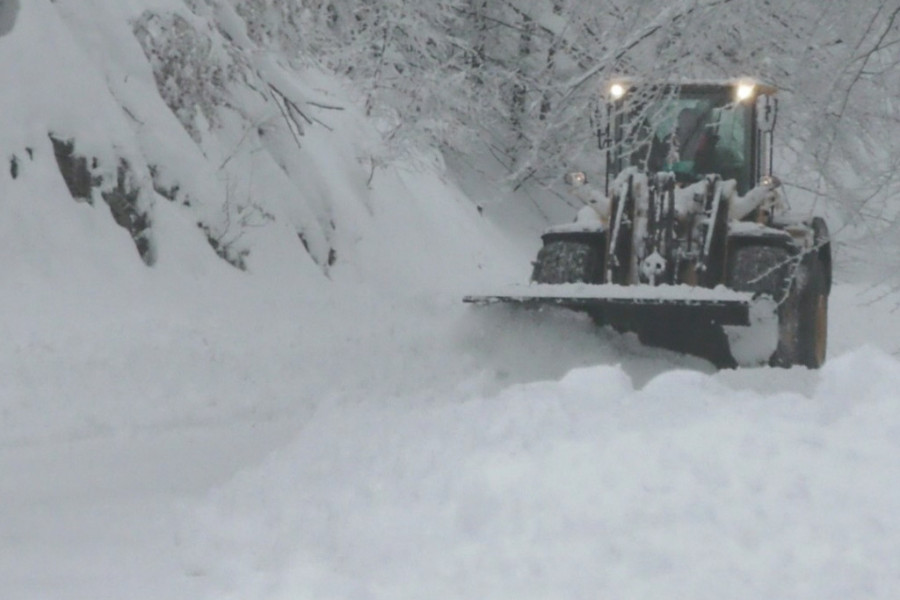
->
132, 0, 900, 252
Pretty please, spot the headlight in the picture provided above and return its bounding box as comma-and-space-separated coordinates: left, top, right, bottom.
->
609, 82, 627, 100
736, 82, 755, 102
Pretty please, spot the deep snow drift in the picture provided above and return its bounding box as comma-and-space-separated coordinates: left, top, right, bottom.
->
186, 346, 900, 600
2, 1, 900, 600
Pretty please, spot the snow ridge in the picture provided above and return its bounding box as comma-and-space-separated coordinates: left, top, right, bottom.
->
186, 346, 900, 600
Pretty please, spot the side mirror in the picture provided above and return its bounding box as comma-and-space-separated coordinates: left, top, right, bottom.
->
565, 172, 587, 187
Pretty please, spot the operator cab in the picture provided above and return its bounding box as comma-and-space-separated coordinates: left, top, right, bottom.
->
603, 80, 777, 195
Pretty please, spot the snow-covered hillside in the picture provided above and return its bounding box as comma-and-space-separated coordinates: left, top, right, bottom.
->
2, 1, 900, 599
0, 0, 530, 442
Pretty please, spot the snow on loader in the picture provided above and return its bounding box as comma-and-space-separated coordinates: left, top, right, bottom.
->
465, 80, 831, 368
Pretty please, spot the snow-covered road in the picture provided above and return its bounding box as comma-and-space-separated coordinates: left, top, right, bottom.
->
3, 277, 899, 600
0, 427, 262, 600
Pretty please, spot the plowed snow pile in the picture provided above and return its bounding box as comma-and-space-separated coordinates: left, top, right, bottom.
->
185, 344, 900, 600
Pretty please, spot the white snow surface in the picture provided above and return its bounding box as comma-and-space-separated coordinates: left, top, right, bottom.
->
470, 282, 756, 302
2, 2, 900, 600
190, 347, 900, 600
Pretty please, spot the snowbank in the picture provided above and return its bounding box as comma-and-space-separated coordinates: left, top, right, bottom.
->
0, 0, 522, 445
0, 0, 518, 296
185, 345, 900, 599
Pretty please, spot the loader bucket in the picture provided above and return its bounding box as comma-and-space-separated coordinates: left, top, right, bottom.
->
463, 283, 764, 327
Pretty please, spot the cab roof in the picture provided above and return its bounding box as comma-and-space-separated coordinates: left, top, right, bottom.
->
607, 78, 777, 97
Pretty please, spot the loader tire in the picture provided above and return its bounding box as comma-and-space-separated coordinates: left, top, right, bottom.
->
726, 243, 793, 367
771, 254, 828, 369
797, 257, 828, 368
726, 244, 792, 300
531, 239, 604, 285
531, 237, 605, 324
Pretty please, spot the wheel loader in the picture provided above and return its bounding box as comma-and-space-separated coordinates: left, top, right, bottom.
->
465, 79, 831, 368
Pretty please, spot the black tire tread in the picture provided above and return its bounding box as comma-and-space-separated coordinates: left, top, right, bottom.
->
531, 240, 604, 284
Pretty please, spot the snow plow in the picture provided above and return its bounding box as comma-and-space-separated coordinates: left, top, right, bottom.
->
466, 79, 831, 368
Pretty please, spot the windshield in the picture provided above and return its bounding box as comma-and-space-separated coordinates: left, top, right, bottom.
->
612, 86, 752, 192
